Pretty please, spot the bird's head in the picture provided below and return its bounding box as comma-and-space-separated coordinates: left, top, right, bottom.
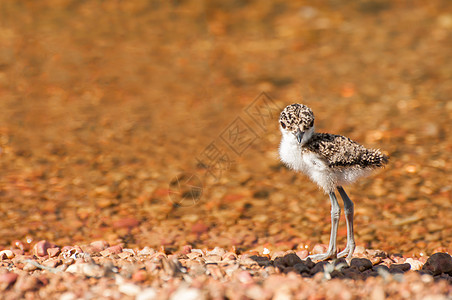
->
279, 103, 315, 145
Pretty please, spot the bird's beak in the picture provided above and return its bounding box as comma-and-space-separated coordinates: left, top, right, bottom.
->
295, 128, 304, 144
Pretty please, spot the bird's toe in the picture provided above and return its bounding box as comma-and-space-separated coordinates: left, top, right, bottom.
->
307, 252, 337, 261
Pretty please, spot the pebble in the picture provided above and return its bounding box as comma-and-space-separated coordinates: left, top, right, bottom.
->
205, 254, 222, 263
294, 262, 309, 274
366, 249, 387, 258
0, 250, 15, 260
132, 270, 147, 282
296, 250, 309, 260
246, 284, 267, 299
341, 268, 364, 280
237, 270, 254, 284
90, 241, 110, 252
15, 275, 40, 292
370, 257, 382, 265
249, 255, 271, 267
405, 258, 423, 271
311, 244, 328, 255
60, 292, 77, 300
61, 246, 83, 258
33, 240, 55, 257
63, 258, 75, 266
151, 252, 167, 262
222, 252, 238, 261
170, 287, 201, 300
66, 263, 105, 278
350, 258, 373, 272
100, 245, 123, 257
370, 285, 385, 300
47, 247, 60, 258
240, 257, 259, 268
23, 262, 38, 271
186, 252, 202, 260
12, 240, 26, 251
310, 261, 329, 275
113, 218, 140, 229
422, 252, 452, 275
275, 253, 303, 267
207, 247, 226, 257
136, 288, 157, 300
190, 249, 204, 255
264, 266, 276, 275
207, 264, 224, 279
373, 265, 390, 274
118, 283, 141, 296
191, 222, 209, 235
138, 247, 155, 256
181, 245, 192, 254
42, 258, 60, 268
12, 249, 24, 256
389, 263, 411, 273
118, 252, 133, 259
354, 246, 366, 255
304, 258, 316, 269
0, 272, 18, 285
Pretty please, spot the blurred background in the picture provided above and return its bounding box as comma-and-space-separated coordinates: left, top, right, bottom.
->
0, 0, 451, 256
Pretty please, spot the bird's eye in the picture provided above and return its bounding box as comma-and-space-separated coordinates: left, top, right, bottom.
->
280, 122, 286, 129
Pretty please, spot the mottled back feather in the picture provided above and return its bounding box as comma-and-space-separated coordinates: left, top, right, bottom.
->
304, 133, 388, 168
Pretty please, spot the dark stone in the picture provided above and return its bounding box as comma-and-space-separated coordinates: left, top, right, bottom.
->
274, 253, 303, 268
342, 268, 364, 280
389, 263, 411, 273
333, 258, 349, 268
373, 265, 390, 273
350, 258, 373, 272
293, 262, 309, 274
422, 253, 452, 276
305, 258, 315, 269
249, 255, 271, 267
310, 261, 329, 275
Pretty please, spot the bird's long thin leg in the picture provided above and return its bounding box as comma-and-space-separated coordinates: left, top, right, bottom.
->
308, 191, 340, 261
337, 186, 356, 259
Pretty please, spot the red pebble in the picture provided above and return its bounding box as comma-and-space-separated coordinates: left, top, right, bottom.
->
0, 272, 18, 285
90, 241, 110, 252
181, 245, 192, 254
311, 244, 328, 255
132, 270, 147, 282
33, 240, 55, 257
12, 240, 26, 251
12, 249, 24, 256
100, 245, 123, 256
47, 247, 61, 258
296, 250, 309, 260
237, 271, 253, 284
112, 218, 140, 229
191, 222, 209, 235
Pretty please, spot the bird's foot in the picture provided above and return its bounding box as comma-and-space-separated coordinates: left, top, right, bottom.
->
307, 251, 337, 262
337, 244, 355, 259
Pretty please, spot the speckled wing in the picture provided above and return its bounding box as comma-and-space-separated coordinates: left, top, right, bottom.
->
305, 133, 388, 168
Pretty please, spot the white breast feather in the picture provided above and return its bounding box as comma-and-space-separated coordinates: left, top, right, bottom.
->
279, 134, 371, 193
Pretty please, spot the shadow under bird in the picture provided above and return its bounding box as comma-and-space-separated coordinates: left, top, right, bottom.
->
278, 103, 388, 260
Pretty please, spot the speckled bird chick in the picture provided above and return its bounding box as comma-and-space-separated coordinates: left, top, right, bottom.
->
279, 103, 388, 261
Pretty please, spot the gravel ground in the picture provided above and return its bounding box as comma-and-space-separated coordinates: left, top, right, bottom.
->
1, 0, 451, 298
1, 241, 452, 299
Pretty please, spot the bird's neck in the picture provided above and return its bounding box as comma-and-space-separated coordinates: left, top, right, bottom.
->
302, 126, 315, 145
